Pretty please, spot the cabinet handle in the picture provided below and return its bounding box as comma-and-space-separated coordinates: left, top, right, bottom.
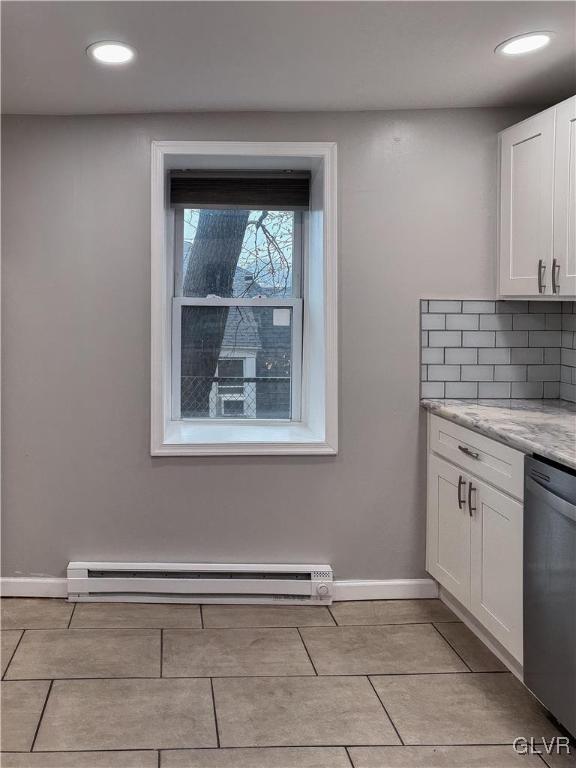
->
552, 258, 560, 294
538, 259, 546, 294
467, 482, 477, 517
457, 475, 466, 510
458, 445, 479, 460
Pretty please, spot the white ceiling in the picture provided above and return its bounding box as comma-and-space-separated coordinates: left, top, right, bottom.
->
2, 1, 575, 115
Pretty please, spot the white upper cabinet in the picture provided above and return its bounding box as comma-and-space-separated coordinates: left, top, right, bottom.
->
554, 97, 576, 295
499, 96, 576, 298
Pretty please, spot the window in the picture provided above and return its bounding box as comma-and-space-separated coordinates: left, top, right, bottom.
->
172, 206, 303, 423
151, 141, 338, 455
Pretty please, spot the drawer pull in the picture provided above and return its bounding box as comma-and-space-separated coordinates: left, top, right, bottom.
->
458, 445, 480, 460
457, 475, 466, 510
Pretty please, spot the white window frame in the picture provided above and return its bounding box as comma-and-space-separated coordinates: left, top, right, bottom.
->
151, 141, 338, 456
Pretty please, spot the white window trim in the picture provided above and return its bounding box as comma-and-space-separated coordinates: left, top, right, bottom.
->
151, 140, 338, 456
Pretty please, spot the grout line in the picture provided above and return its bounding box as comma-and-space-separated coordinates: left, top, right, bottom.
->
2, 670, 512, 682
157, 749, 161, 768
199, 605, 204, 629
210, 678, 221, 748
326, 606, 339, 626
344, 746, 355, 767
66, 603, 77, 629
1, 629, 26, 680
367, 675, 405, 747
296, 627, 318, 675
30, 679, 54, 752
160, 629, 164, 678
430, 622, 474, 673
12, 619, 463, 631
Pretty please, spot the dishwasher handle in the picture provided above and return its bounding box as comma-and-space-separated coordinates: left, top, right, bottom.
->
526, 476, 576, 523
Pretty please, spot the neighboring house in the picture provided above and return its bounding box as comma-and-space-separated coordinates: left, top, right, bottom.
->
184, 265, 292, 420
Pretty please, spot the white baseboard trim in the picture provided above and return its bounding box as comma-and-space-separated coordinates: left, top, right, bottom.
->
333, 578, 438, 601
1, 576, 438, 602
1, 578, 68, 598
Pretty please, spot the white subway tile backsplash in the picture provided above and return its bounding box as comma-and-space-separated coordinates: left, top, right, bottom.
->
445, 382, 479, 398
478, 382, 511, 398
428, 365, 461, 381
511, 382, 544, 399
461, 365, 494, 382
511, 348, 544, 364
479, 314, 512, 331
422, 348, 444, 364
478, 348, 511, 364
446, 314, 479, 330
512, 314, 546, 331
462, 301, 495, 313
421, 314, 446, 330
421, 382, 445, 398
429, 300, 462, 313
445, 348, 478, 364
496, 331, 529, 347
529, 331, 562, 347
544, 348, 561, 364
429, 330, 462, 347
462, 331, 495, 347
494, 365, 526, 382
527, 365, 560, 382
420, 299, 575, 402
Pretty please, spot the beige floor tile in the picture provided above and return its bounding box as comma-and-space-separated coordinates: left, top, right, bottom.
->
162, 747, 351, 767
1, 630, 23, 675
202, 605, 335, 628
163, 628, 314, 677
370, 673, 561, 745
34, 678, 217, 751
0, 680, 51, 751
330, 600, 458, 626
5, 628, 160, 679
542, 746, 576, 767
1, 752, 158, 767
349, 745, 544, 767
433, 622, 507, 672
213, 675, 401, 747
1, 599, 73, 630
71, 602, 202, 629
300, 624, 468, 675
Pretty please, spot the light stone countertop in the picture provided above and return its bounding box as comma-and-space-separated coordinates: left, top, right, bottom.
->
421, 399, 576, 471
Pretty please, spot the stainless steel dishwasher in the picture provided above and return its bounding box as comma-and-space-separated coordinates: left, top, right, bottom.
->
524, 455, 576, 738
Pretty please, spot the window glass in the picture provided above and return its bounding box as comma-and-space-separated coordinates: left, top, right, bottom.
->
182, 209, 297, 298
180, 305, 294, 420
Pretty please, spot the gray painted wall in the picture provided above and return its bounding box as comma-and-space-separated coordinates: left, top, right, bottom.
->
1, 108, 527, 580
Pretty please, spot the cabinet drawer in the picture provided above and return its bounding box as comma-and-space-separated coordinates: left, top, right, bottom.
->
429, 414, 524, 500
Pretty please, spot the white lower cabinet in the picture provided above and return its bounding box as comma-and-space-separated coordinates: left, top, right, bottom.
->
426, 415, 524, 663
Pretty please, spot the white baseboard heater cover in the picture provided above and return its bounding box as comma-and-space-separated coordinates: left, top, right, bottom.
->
67, 562, 334, 604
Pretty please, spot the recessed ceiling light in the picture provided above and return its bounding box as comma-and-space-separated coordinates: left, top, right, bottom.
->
495, 32, 553, 56
86, 41, 136, 65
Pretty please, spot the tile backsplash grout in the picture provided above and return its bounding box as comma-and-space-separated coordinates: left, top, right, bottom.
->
420, 299, 576, 403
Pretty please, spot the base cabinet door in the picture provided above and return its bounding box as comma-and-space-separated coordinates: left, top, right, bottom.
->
554, 96, 576, 296
427, 454, 471, 608
499, 108, 555, 296
469, 477, 523, 662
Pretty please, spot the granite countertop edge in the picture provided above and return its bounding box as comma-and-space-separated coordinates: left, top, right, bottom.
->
420, 398, 576, 471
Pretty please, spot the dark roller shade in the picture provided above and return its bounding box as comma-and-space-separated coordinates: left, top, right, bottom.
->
170, 170, 310, 210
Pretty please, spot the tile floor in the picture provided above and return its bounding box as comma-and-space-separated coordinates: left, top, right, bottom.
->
1, 598, 574, 767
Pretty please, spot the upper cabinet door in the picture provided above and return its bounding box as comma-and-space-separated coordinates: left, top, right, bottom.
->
499, 109, 555, 296
553, 96, 576, 296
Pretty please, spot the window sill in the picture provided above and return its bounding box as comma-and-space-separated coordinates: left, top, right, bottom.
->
152, 420, 337, 456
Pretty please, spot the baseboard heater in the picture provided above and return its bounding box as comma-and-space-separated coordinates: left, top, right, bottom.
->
67, 562, 334, 604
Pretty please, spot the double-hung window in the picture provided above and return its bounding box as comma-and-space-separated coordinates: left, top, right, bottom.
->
151, 141, 338, 455
171, 173, 306, 424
